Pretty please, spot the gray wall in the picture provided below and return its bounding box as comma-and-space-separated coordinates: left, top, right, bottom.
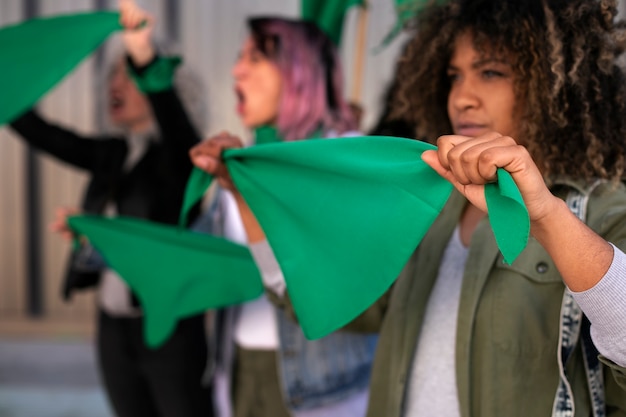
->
1, 0, 624, 329
0, 0, 407, 329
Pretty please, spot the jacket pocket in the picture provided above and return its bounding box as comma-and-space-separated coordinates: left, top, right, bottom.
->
482, 238, 564, 358
494, 237, 561, 284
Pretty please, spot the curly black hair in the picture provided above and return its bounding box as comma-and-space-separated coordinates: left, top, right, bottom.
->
393, 0, 626, 182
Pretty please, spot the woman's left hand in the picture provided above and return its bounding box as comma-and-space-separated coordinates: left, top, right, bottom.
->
49, 206, 81, 241
422, 132, 559, 224
119, 0, 155, 66
190, 133, 268, 242
189, 132, 244, 192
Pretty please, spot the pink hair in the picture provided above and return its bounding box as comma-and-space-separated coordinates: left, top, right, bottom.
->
249, 17, 356, 141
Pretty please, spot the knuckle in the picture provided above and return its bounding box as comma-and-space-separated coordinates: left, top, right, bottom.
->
436, 135, 449, 147
478, 149, 498, 166
460, 152, 473, 164
503, 136, 516, 145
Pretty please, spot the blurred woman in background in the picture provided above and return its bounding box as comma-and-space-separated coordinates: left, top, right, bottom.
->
9, 1, 212, 416
190, 17, 377, 417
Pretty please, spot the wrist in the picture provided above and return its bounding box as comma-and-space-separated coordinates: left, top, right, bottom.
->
530, 196, 569, 238
128, 45, 155, 67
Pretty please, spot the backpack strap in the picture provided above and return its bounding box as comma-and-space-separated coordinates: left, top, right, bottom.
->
553, 182, 605, 417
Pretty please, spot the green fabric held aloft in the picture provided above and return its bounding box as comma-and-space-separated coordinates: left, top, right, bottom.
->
68, 215, 263, 348
378, 0, 448, 49
182, 135, 529, 339
485, 168, 530, 264
254, 125, 284, 145
394, 0, 448, 26
130, 56, 182, 93
0, 11, 122, 126
70, 135, 529, 346
178, 126, 285, 228
301, 0, 365, 45
225, 136, 453, 338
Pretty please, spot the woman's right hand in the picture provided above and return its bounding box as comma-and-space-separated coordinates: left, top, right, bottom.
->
49, 207, 81, 241
189, 132, 244, 192
119, 0, 156, 67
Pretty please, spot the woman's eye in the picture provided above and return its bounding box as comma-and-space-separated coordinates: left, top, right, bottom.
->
249, 50, 265, 63
447, 72, 459, 83
482, 69, 504, 79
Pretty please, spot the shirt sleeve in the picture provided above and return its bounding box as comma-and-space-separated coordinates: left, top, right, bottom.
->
248, 240, 286, 297
571, 243, 626, 367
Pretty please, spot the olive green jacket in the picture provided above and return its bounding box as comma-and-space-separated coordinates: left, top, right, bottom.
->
367, 181, 626, 417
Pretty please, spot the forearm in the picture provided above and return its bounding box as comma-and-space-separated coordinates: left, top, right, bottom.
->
9, 110, 99, 169
147, 88, 201, 150
530, 197, 614, 292
126, 41, 155, 68
234, 192, 266, 243
128, 55, 201, 158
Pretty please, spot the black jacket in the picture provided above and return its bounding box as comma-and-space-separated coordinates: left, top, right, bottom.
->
10, 85, 202, 300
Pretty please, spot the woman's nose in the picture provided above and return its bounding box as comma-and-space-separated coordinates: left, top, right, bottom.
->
232, 58, 246, 79
450, 78, 479, 110
109, 69, 129, 89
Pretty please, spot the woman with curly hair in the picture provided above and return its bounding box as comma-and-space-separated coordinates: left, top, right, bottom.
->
191, 0, 626, 416
363, 0, 626, 415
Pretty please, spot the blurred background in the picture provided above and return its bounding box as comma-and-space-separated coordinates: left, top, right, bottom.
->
0, 0, 409, 415
1, 0, 626, 416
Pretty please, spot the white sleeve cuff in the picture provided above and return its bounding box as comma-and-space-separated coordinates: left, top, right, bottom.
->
248, 240, 286, 297
572, 243, 626, 367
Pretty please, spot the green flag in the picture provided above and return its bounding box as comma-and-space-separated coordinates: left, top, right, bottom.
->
378, 0, 448, 48
0, 12, 121, 125
301, 0, 365, 45
71, 135, 529, 346
68, 215, 263, 348
219, 136, 528, 338
485, 169, 529, 264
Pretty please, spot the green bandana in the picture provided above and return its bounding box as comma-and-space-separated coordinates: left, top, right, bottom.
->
301, 0, 365, 45
68, 215, 263, 347
0, 12, 121, 125
70, 135, 529, 346
254, 125, 283, 145
130, 56, 182, 93
178, 126, 285, 228
378, 0, 448, 50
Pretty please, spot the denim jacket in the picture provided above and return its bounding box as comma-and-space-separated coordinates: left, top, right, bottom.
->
192, 190, 377, 411
276, 309, 377, 410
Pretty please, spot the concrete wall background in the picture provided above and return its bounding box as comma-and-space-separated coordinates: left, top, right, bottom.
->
0, 0, 408, 336
1, 0, 625, 335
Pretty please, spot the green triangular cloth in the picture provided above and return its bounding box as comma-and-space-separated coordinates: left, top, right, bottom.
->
0, 12, 121, 125
301, 0, 365, 45
212, 136, 528, 338
70, 135, 529, 346
0, 12, 531, 347
68, 215, 263, 347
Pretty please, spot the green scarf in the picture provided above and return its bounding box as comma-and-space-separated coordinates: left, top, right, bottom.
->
0, 12, 121, 125
300, 0, 365, 45
70, 135, 529, 346
69, 215, 263, 347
